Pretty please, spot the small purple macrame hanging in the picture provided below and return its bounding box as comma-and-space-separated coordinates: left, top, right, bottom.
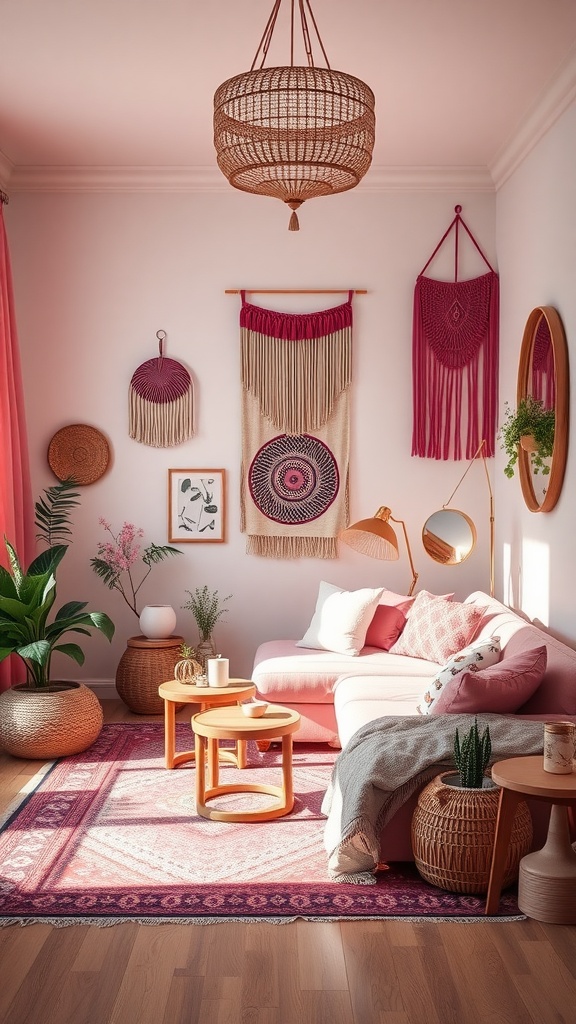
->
129, 330, 194, 447
412, 206, 499, 461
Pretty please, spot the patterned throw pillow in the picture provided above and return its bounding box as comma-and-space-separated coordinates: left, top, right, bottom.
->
430, 644, 546, 715
389, 590, 485, 664
416, 636, 502, 715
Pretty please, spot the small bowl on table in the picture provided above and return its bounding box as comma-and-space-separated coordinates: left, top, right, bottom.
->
241, 700, 268, 718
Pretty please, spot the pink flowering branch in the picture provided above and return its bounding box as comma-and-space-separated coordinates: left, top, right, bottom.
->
91, 519, 181, 618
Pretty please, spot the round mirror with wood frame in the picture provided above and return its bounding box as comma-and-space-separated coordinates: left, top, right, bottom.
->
517, 306, 569, 513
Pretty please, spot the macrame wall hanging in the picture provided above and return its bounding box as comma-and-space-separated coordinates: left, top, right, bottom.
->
532, 315, 555, 409
129, 330, 194, 447
239, 291, 354, 559
412, 206, 499, 461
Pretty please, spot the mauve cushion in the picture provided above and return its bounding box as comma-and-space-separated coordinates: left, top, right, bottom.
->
430, 644, 548, 715
364, 591, 416, 650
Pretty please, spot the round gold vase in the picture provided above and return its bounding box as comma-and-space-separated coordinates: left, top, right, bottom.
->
411, 771, 532, 894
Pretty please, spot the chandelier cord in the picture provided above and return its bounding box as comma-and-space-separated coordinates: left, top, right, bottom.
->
250, 0, 330, 71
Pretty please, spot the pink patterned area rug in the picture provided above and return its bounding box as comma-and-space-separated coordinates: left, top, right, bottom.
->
0, 723, 522, 925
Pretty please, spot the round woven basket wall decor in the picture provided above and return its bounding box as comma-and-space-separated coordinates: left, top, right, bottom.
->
48, 424, 110, 485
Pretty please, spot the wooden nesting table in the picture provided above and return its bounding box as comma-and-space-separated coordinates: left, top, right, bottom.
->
158, 678, 256, 769
485, 756, 576, 922
192, 704, 301, 822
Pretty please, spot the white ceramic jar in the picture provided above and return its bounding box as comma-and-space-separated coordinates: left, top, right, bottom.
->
139, 604, 177, 640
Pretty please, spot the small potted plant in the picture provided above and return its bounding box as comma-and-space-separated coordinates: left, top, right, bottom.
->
182, 585, 231, 666
499, 396, 555, 478
450, 717, 493, 789
412, 719, 532, 894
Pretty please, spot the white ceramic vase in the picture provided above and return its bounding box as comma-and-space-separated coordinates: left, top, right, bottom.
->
139, 604, 177, 640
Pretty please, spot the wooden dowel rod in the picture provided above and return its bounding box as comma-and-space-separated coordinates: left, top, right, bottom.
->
225, 288, 367, 295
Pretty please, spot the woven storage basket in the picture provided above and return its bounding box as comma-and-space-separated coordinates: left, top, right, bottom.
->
411, 771, 533, 895
116, 635, 184, 714
0, 682, 103, 760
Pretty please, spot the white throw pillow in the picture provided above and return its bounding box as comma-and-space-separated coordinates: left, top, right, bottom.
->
416, 635, 502, 715
296, 581, 384, 656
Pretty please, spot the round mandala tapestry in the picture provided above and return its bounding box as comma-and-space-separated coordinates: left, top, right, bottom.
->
248, 435, 339, 525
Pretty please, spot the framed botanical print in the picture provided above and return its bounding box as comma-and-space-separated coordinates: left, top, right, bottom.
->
168, 469, 226, 543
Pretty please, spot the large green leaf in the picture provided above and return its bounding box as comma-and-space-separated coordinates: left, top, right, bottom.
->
55, 600, 89, 621
53, 643, 85, 666
34, 480, 80, 546
27, 545, 68, 577
16, 639, 51, 665
0, 563, 18, 601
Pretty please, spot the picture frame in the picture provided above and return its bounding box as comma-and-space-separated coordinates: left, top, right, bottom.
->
168, 469, 226, 543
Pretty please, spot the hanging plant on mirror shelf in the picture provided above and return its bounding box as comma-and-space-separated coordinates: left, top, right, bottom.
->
498, 396, 555, 479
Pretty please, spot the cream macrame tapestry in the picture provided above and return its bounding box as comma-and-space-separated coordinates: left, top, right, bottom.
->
240, 292, 353, 559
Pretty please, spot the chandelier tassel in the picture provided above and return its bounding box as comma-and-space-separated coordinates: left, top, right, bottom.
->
288, 201, 302, 232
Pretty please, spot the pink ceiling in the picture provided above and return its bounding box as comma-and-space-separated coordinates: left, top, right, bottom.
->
1, 0, 576, 174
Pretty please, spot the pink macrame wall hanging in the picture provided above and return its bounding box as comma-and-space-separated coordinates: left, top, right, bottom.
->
412, 206, 499, 461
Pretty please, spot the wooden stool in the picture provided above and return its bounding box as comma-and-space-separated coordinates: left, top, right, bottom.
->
158, 678, 256, 769
485, 756, 576, 922
192, 704, 301, 822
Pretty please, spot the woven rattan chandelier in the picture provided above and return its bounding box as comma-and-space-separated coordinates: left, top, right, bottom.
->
213, 0, 375, 231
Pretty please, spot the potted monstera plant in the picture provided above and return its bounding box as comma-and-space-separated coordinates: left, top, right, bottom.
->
0, 480, 115, 760
411, 720, 532, 894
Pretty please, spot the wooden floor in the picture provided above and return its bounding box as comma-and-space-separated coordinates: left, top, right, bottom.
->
0, 700, 575, 1024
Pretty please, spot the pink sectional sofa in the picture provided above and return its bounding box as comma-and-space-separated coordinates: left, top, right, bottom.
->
252, 589, 576, 858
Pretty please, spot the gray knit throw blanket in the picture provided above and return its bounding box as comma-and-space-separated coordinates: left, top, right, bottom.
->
321, 714, 545, 884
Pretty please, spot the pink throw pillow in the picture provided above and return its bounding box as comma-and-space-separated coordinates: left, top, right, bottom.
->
364, 590, 416, 651
389, 590, 484, 664
430, 645, 547, 715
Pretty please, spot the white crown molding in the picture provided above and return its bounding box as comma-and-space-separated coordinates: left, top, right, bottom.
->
490, 45, 576, 189
6, 161, 494, 194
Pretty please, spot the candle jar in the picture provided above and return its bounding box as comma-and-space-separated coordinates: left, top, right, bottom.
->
543, 721, 575, 774
207, 656, 229, 687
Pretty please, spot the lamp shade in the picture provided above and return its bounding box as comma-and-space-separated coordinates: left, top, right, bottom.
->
339, 515, 399, 561
340, 506, 419, 596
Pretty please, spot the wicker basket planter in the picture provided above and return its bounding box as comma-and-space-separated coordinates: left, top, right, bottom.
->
411, 771, 533, 894
115, 635, 184, 714
0, 682, 103, 760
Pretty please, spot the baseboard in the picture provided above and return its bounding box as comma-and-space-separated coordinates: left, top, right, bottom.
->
83, 679, 117, 701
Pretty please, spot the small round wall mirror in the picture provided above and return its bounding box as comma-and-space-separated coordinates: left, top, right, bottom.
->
422, 508, 477, 565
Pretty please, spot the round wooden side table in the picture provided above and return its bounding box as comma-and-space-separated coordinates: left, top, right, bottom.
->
192, 704, 301, 822
485, 756, 576, 922
158, 678, 256, 769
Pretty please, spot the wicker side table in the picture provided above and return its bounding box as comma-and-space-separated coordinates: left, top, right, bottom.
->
116, 635, 184, 714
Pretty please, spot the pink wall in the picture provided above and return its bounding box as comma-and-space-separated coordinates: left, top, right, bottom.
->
6, 188, 500, 690
495, 100, 576, 643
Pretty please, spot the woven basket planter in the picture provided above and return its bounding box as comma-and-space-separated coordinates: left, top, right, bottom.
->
0, 682, 103, 760
412, 771, 533, 894
115, 635, 184, 714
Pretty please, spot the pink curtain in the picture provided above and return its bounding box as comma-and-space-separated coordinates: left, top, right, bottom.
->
0, 200, 34, 691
